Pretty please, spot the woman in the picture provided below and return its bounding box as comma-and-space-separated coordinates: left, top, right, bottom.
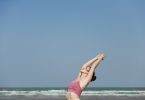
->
66, 53, 105, 100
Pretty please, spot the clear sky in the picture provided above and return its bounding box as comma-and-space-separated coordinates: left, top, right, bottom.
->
0, 0, 145, 87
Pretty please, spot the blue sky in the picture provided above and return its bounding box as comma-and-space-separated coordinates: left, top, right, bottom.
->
0, 0, 145, 87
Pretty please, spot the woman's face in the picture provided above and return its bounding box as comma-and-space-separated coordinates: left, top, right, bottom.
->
86, 66, 91, 72
81, 66, 91, 73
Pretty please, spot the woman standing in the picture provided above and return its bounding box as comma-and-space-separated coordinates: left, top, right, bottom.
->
66, 53, 105, 100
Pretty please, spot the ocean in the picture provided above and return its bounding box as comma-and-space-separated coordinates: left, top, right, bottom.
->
0, 87, 145, 100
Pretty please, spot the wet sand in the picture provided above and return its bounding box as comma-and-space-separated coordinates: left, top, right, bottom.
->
0, 95, 145, 100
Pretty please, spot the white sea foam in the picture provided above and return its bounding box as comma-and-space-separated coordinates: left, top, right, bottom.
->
82, 90, 145, 96
0, 90, 145, 97
0, 90, 66, 96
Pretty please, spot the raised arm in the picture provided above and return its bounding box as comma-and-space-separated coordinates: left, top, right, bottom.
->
80, 53, 105, 89
87, 53, 104, 80
82, 54, 100, 69
77, 54, 100, 79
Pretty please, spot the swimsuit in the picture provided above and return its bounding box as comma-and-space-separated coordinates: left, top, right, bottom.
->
67, 80, 82, 97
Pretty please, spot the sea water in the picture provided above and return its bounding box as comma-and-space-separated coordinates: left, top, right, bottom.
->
0, 87, 145, 97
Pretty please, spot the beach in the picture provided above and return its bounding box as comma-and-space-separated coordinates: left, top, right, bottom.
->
0, 95, 145, 100
82, 95, 145, 100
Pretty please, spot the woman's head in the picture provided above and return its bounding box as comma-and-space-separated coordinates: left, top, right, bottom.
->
86, 67, 96, 82
81, 67, 96, 81
81, 66, 91, 74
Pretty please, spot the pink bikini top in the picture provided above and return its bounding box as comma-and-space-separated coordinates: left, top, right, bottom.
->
67, 80, 82, 97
